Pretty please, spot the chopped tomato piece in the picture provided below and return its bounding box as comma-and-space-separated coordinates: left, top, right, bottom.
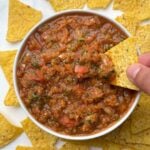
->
59, 115, 78, 128
75, 65, 89, 74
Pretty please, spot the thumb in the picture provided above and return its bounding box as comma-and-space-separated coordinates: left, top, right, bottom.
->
127, 63, 150, 94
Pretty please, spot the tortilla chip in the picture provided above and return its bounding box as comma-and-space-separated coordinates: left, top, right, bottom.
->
0, 50, 16, 83
60, 142, 89, 150
119, 119, 132, 141
113, 0, 138, 12
87, 0, 112, 8
126, 129, 150, 145
135, 25, 150, 54
65, 138, 134, 150
49, 0, 86, 11
103, 124, 126, 145
16, 146, 47, 150
106, 118, 150, 145
113, 0, 150, 21
88, 139, 134, 150
116, 14, 139, 35
21, 118, 57, 149
136, 0, 150, 21
6, 0, 42, 42
0, 50, 19, 106
4, 84, 19, 106
104, 143, 134, 150
64, 140, 134, 150
0, 113, 22, 148
16, 146, 35, 150
125, 143, 150, 150
131, 93, 150, 134
105, 38, 138, 90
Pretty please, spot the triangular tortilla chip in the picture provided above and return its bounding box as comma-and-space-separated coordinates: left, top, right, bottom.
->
0, 50, 19, 106
105, 38, 138, 90
21, 118, 58, 149
0, 113, 22, 148
131, 93, 150, 134
116, 14, 139, 35
105, 118, 150, 145
113, 0, 150, 21
87, 0, 112, 8
49, 0, 86, 11
6, 0, 42, 42
135, 25, 150, 54
121, 119, 150, 145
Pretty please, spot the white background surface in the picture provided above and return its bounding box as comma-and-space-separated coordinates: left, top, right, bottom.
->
0, 0, 123, 149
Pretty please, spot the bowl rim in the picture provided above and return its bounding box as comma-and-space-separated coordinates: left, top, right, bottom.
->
13, 9, 141, 140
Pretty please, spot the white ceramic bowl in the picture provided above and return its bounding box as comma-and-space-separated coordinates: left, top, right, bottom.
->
13, 10, 140, 140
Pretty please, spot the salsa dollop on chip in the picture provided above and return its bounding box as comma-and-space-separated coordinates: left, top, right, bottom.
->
16, 13, 137, 135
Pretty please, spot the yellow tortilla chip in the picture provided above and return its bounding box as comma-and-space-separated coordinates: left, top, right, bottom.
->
16, 146, 47, 150
125, 143, 150, 150
106, 118, 150, 145
131, 93, 150, 134
0, 50, 16, 83
60, 143, 89, 150
135, 25, 150, 54
103, 125, 126, 145
16, 146, 35, 150
136, 0, 150, 21
4, 84, 19, 106
113, 0, 138, 12
0, 50, 19, 106
63, 138, 134, 150
103, 143, 134, 150
124, 124, 150, 145
105, 38, 138, 90
87, 0, 112, 8
113, 0, 150, 21
88, 139, 134, 150
21, 118, 57, 149
7, 0, 42, 42
0, 113, 22, 148
49, 0, 86, 11
116, 14, 139, 35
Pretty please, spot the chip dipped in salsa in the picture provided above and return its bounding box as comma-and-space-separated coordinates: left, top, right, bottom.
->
16, 13, 137, 135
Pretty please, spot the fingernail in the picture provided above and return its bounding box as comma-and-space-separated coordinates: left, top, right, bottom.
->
127, 64, 141, 81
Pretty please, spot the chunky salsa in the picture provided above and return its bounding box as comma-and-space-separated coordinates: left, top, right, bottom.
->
17, 13, 136, 135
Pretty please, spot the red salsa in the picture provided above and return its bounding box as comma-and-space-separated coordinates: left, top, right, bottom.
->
17, 13, 136, 135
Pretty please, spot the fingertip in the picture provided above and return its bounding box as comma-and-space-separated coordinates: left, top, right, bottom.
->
138, 52, 150, 66
127, 63, 142, 82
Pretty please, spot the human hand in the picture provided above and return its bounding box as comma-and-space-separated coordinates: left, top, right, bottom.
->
127, 53, 150, 94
